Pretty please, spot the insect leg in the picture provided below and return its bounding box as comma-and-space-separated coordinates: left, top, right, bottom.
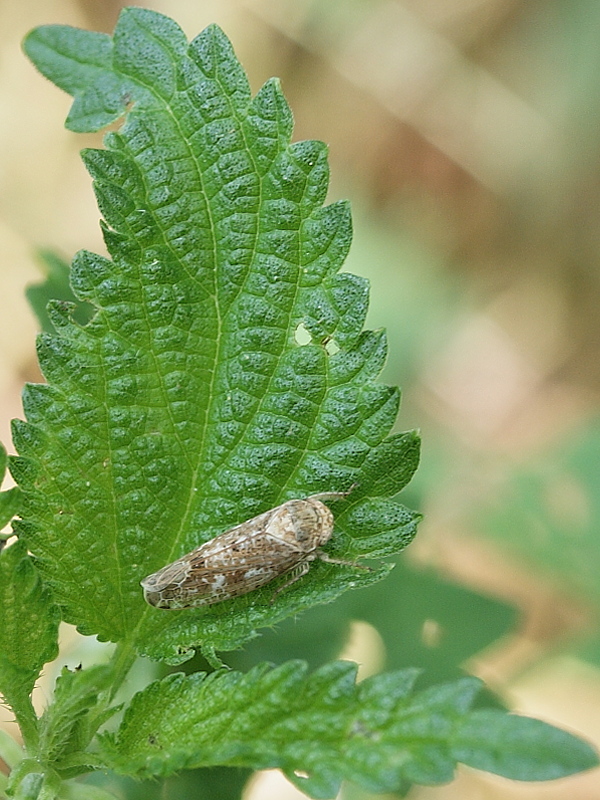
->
308, 483, 358, 503
316, 549, 373, 571
269, 560, 311, 604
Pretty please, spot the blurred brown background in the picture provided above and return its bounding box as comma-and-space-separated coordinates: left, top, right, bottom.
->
2, 1, 600, 798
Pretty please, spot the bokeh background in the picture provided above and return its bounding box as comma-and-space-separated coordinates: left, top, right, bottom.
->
2, 1, 600, 798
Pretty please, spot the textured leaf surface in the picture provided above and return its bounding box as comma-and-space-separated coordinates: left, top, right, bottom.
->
0, 539, 59, 738
100, 662, 474, 797
20, 8, 420, 663
99, 661, 597, 798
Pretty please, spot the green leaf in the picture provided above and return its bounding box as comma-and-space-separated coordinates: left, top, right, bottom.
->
26, 250, 95, 334
0, 539, 60, 747
23, 25, 129, 133
19, 8, 420, 663
99, 662, 471, 797
452, 709, 599, 780
0, 487, 21, 533
37, 664, 115, 775
0, 438, 21, 532
99, 661, 597, 798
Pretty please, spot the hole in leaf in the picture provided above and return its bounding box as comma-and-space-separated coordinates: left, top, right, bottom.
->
0, 534, 17, 554
294, 322, 311, 346
324, 337, 340, 355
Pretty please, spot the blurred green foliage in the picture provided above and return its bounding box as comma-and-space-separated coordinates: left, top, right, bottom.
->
479, 421, 600, 666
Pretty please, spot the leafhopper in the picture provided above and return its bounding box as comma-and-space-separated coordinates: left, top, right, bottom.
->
141, 492, 366, 609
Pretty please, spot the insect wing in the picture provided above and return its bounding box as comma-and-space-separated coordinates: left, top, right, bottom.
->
142, 506, 304, 609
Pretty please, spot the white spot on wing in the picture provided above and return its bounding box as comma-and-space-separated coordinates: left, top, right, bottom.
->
244, 567, 269, 580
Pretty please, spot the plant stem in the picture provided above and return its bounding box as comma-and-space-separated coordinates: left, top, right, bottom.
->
11, 693, 39, 755
107, 640, 136, 702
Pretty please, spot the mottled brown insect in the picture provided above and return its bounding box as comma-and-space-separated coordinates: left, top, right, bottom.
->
141, 492, 364, 609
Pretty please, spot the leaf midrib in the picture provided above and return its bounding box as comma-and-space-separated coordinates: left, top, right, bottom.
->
118, 35, 273, 642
